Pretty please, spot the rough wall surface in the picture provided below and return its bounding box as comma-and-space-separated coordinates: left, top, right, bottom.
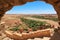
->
0, 0, 60, 40
43, 0, 60, 24
0, 0, 34, 20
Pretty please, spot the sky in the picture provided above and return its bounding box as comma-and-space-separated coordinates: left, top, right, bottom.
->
6, 1, 56, 14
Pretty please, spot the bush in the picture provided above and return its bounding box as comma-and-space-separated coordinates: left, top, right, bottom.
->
20, 18, 50, 31
10, 27, 19, 31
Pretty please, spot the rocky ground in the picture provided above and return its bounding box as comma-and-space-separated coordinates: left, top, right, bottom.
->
28, 37, 50, 40
0, 16, 59, 40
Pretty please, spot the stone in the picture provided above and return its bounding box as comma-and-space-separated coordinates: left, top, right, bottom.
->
34, 38, 42, 40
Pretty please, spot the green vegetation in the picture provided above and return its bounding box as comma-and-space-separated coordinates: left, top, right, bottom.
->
9, 17, 52, 33
32, 16, 58, 21
10, 17, 53, 32
10, 25, 20, 31
10, 27, 19, 31
20, 18, 51, 31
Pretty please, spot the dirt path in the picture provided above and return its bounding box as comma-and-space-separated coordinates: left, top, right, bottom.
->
23, 17, 59, 28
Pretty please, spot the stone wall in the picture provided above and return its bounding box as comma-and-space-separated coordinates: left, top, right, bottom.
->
5, 29, 51, 40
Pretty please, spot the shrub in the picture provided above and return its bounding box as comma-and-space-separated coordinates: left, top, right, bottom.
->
20, 18, 50, 31
10, 27, 19, 31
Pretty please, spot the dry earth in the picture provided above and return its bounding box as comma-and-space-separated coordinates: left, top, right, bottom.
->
0, 15, 59, 40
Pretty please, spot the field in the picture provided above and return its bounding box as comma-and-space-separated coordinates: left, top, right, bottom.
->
0, 14, 59, 40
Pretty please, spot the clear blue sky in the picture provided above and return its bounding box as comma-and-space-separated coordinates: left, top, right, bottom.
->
6, 1, 56, 14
